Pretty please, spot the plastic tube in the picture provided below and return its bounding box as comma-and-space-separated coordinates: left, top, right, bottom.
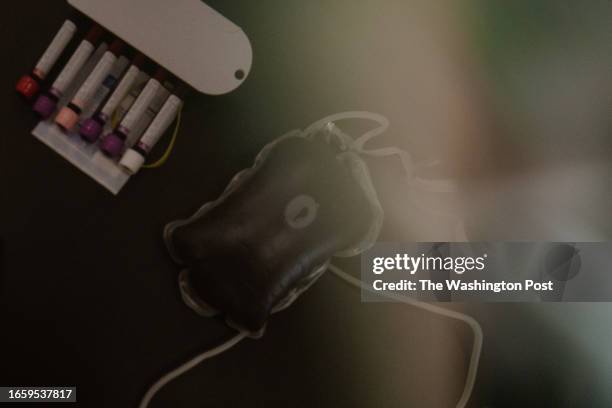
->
99, 68, 167, 157
119, 86, 186, 174
55, 39, 125, 131
80, 53, 146, 142
16, 19, 77, 99
32, 24, 105, 118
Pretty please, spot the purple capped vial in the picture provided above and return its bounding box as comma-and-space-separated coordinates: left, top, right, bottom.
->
32, 93, 59, 119
80, 115, 105, 143
100, 131, 126, 158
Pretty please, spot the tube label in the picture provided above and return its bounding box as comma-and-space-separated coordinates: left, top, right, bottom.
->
101, 64, 141, 118
137, 95, 182, 153
34, 20, 77, 79
125, 86, 169, 147
81, 56, 130, 119
52, 41, 95, 93
71, 51, 118, 108
119, 79, 161, 132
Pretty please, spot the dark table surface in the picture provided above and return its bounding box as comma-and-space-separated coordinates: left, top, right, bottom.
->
1, 1, 610, 407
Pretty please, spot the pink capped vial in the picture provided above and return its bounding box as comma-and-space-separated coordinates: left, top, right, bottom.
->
55, 38, 125, 131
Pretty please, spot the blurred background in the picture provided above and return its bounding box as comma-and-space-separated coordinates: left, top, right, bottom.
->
206, 0, 612, 242
2, 0, 612, 407
206, 1, 612, 406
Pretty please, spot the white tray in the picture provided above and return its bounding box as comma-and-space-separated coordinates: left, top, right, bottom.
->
68, 0, 252, 95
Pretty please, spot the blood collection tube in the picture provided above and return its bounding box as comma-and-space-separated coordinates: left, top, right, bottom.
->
16, 19, 77, 99
33, 24, 105, 119
54, 39, 126, 131
80, 55, 130, 120
100, 68, 168, 158
80, 53, 146, 142
119, 86, 187, 174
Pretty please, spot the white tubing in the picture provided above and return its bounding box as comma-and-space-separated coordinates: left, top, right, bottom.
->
139, 266, 481, 408
303, 111, 467, 240
140, 112, 479, 408
138, 332, 247, 408
328, 263, 482, 408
